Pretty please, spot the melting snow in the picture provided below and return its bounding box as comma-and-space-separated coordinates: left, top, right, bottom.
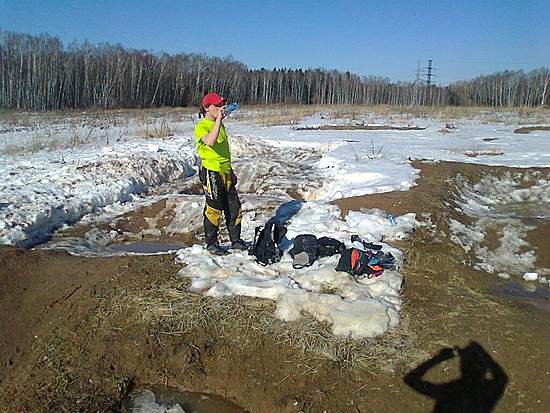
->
2, 115, 550, 247
2, 112, 550, 336
450, 172, 550, 278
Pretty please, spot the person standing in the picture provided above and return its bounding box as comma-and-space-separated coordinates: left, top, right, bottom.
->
194, 92, 246, 255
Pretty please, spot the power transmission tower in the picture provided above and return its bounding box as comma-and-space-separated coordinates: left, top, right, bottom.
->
425, 59, 437, 86
415, 60, 422, 84
423, 59, 438, 105
412, 60, 423, 106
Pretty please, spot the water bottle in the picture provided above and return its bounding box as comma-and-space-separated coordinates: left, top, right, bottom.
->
387, 213, 397, 226
225, 102, 239, 115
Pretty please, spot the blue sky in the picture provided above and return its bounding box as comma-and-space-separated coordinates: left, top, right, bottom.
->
1, 0, 548, 84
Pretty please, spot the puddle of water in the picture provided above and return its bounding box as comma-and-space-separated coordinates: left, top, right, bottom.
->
111, 241, 186, 254
124, 387, 247, 413
489, 282, 550, 314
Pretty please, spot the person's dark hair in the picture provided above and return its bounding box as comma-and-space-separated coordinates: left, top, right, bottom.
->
198, 105, 207, 118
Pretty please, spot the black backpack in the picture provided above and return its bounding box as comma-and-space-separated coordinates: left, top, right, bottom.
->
251, 220, 287, 265
288, 234, 318, 269
317, 237, 345, 257
287, 235, 345, 269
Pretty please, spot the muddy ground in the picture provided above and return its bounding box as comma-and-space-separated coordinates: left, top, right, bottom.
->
1, 161, 549, 412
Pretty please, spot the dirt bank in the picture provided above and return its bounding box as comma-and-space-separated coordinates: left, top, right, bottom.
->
1, 161, 549, 412
513, 126, 550, 134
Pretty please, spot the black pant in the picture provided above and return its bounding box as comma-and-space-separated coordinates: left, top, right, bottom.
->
198, 166, 242, 246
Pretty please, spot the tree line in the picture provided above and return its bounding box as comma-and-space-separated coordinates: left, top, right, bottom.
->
448, 69, 550, 107
1, 31, 548, 110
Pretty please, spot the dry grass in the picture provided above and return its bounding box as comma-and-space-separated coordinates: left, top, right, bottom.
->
139, 119, 176, 139
294, 124, 425, 131
2, 129, 63, 155
239, 104, 324, 126
1, 124, 98, 155
1, 104, 548, 126
2, 105, 548, 155
0, 106, 196, 125
513, 125, 550, 134
124, 279, 423, 373
391, 105, 550, 123
237, 104, 550, 126
464, 149, 504, 157
0, 107, 198, 155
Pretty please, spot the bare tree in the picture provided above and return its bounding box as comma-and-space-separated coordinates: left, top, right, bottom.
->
1, 31, 548, 110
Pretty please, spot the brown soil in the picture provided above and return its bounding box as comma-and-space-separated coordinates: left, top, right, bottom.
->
295, 124, 426, 131
335, 161, 544, 218
525, 221, 550, 270
109, 199, 172, 234
101, 197, 200, 245
1, 162, 550, 413
513, 126, 550, 134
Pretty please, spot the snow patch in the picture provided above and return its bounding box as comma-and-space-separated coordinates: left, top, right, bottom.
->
1, 146, 196, 247
450, 172, 550, 278
127, 389, 185, 413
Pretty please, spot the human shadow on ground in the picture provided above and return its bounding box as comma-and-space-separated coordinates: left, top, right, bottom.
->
404, 341, 508, 413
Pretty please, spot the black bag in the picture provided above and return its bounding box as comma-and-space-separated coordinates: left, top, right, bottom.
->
251, 220, 287, 265
289, 234, 318, 268
317, 237, 345, 257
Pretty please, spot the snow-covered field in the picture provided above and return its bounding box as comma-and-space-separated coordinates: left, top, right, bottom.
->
2, 108, 550, 337
2, 110, 550, 247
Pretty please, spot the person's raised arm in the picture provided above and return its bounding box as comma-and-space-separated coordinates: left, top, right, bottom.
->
201, 108, 224, 147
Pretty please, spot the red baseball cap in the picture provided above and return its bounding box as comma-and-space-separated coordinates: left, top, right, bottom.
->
201, 92, 227, 106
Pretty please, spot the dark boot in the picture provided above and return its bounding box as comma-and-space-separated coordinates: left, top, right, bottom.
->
206, 243, 228, 256
231, 239, 248, 251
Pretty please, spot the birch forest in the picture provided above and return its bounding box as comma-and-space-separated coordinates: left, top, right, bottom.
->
1, 32, 549, 110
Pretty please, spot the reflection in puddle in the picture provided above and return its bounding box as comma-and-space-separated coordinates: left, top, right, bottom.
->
124, 387, 247, 413
111, 241, 186, 254
489, 282, 550, 314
